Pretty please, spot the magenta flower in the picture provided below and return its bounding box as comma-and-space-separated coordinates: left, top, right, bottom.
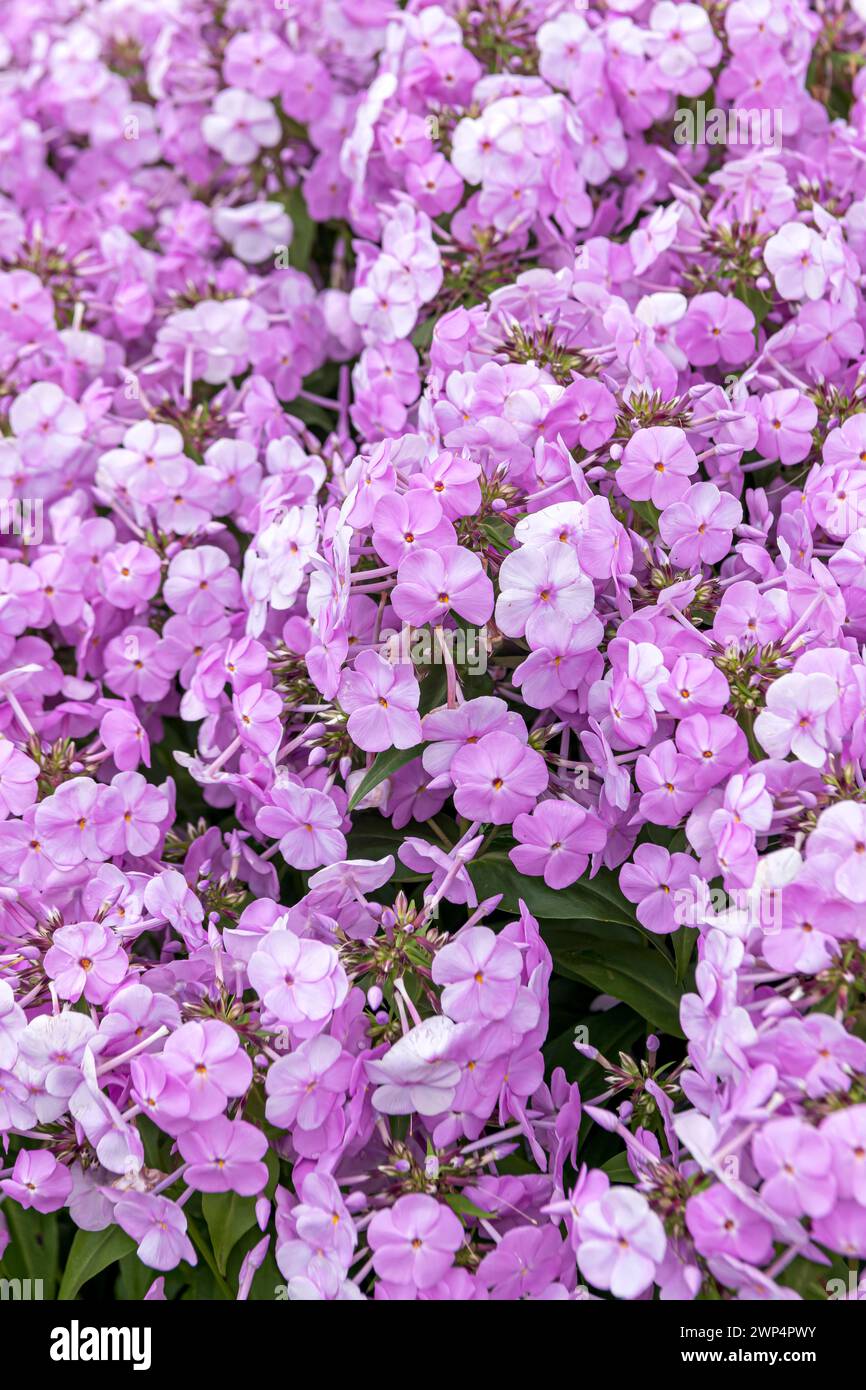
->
162, 1020, 253, 1122
675, 713, 748, 792
130, 1056, 191, 1133
495, 542, 595, 647
659, 482, 742, 567
44, 922, 129, 1005
368, 1195, 463, 1290
372, 491, 455, 566
0, 739, 38, 819
178, 1116, 269, 1195
752, 388, 818, 466
338, 651, 422, 752
421, 695, 526, 780
103, 626, 178, 703
115, 1193, 197, 1272
265, 1035, 353, 1132
620, 843, 697, 934
407, 451, 482, 520
391, 544, 494, 627
678, 291, 755, 366
617, 426, 698, 507
0, 1150, 72, 1214
248, 926, 348, 1028
432, 926, 523, 1022
93, 772, 171, 858
255, 785, 347, 869
542, 375, 618, 450
99, 541, 162, 610
752, 1117, 835, 1219
99, 705, 151, 771
576, 1187, 666, 1299
33, 776, 109, 868
477, 1225, 567, 1299
164, 545, 241, 624
685, 1186, 773, 1265
450, 731, 548, 824
511, 801, 607, 889
658, 653, 729, 719
635, 741, 699, 826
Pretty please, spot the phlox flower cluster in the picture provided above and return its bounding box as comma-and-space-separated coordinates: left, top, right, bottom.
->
1, 0, 866, 1305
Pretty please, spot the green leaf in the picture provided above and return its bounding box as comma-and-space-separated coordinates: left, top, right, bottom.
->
543, 1003, 644, 1084
467, 854, 636, 928
348, 743, 425, 811
115, 1249, 159, 1301
673, 925, 696, 984
411, 318, 435, 352
442, 1193, 495, 1221
734, 282, 773, 327
546, 939, 688, 1038
278, 186, 315, 271
201, 1192, 258, 1277
58, 1226, 135, 1301
479, 516, 516, 552
601, 1152, 637, 1184
631, 498, 661, 531
0, 1201, 60, 1298
778, 1252, 852, 1301
186, 1217, 233, 1298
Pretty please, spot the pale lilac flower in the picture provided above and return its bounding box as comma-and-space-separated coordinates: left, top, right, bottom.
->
248, 926, 348, 1028
0, 1150, 72, 1214
392, 545, 494, 627
213, 200, 292, 262
368, 1195, 463, 1290
432, 926, 523, 1022
115, 1193, 197, 1272
339, 652, 422, 752
576, 1187, 666, 1299
202, 88, 280, 165
0, 738, 38, 819
44, 922, 129, 1005
178, 1116, 269, 1195
764, 222, 827, 301
618, 427, 698, 507
255, 786, 347, 869
366, 1016, 462, 1116
450, 732, 548, 824
495, 542, 595, 647
753, 671, 838, 766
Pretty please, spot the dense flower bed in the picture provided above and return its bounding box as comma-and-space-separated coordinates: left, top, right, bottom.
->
0, 0, 865, 1303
